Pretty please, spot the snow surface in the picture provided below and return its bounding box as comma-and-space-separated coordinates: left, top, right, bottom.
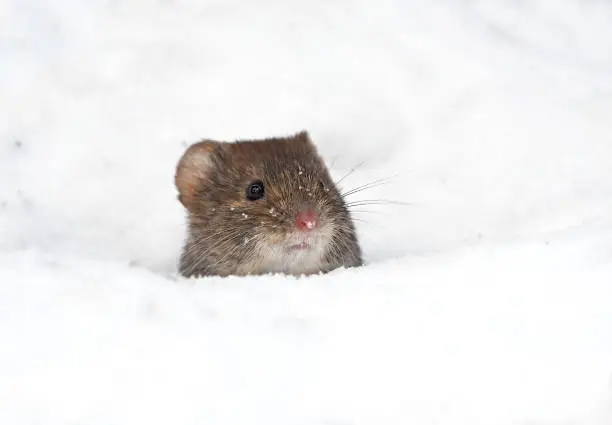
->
1, 0, 612, 424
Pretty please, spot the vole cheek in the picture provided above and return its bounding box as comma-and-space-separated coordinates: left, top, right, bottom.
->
227, 201, 245, 211
264, 232, 285, 245
258, 220, 288, 244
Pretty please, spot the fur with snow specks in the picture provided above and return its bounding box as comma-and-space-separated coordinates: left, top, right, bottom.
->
175, 131, 362, 277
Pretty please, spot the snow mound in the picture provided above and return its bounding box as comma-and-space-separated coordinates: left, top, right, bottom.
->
1, 0, 611, 424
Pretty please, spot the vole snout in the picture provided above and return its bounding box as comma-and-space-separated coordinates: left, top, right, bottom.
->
295, 209, 318, 231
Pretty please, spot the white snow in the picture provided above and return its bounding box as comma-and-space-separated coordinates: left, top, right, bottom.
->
1, 0, 612, 424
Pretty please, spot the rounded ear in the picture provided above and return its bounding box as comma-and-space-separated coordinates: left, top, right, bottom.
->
175, 140, 219, 209
292, 130, 317, 152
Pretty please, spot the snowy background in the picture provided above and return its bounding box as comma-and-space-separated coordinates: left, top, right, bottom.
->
1, 0, 612, 423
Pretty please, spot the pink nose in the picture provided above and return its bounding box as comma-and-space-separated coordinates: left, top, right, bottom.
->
296, 210, 318, 231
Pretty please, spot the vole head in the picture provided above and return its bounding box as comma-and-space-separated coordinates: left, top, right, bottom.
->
175, 131, 361, 277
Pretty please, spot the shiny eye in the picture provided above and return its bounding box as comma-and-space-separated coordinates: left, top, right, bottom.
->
246, 180, 265, 201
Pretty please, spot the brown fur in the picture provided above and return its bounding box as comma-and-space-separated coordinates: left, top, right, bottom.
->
175, 131, 362, 277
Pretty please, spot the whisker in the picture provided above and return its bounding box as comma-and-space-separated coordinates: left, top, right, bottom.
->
347, 209, 385, 214
328, 155, 339, 170
334, 160, 367, 186
341, 175, 397, 198
346, 199, 413, 207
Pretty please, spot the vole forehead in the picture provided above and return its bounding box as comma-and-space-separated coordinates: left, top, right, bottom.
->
216, 139, 326, 178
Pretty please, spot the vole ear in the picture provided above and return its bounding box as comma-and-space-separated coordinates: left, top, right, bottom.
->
292, 130, 315, 148
175, 140, 220, 209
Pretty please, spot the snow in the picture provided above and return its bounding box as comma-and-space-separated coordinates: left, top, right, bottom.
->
1, 0, 612, 424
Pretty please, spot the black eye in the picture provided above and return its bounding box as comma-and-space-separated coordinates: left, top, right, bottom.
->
246, 180, 265, 201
